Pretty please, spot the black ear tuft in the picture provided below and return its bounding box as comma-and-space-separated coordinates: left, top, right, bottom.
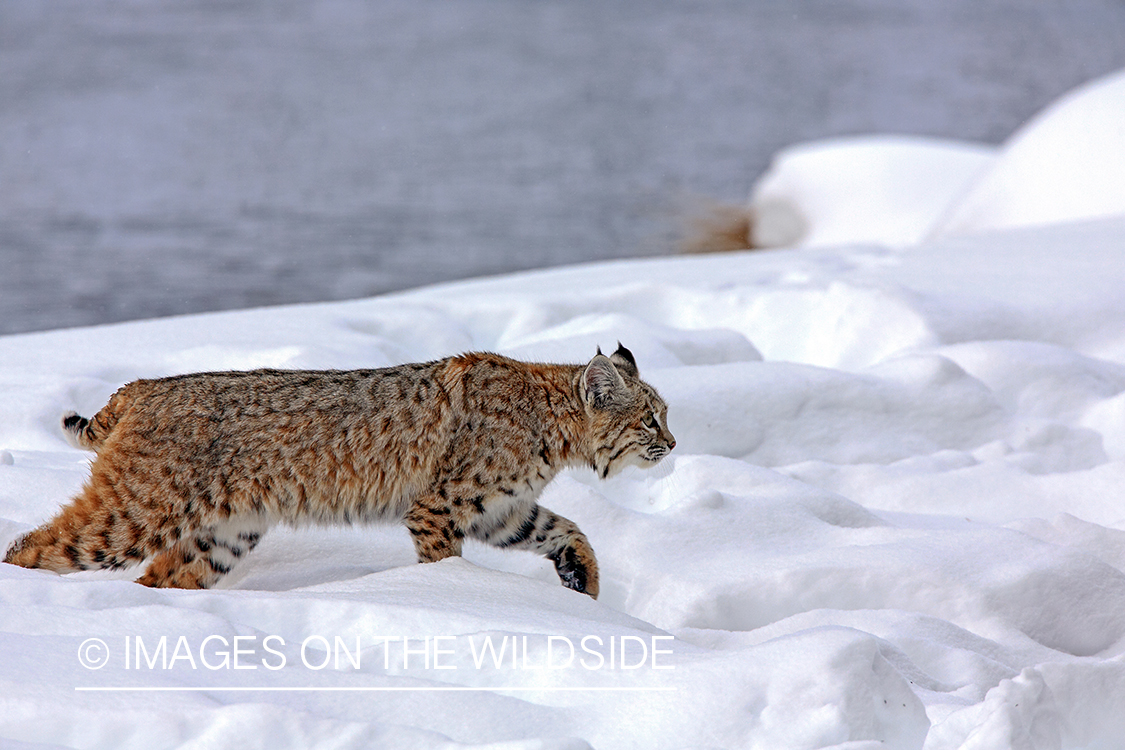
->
613, 342, 636, 367
610, 342, 639, 378
596, 345, 603, 356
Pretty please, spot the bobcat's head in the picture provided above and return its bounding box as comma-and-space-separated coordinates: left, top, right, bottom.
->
581, 344, 675, 479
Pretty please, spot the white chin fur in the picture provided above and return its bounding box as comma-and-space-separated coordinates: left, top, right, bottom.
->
608, 453, 658, 478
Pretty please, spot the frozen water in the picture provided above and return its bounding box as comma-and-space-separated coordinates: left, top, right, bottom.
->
3, 0, 1125, 334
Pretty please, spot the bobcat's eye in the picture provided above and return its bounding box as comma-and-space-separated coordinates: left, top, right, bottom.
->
642, 412, 657, 430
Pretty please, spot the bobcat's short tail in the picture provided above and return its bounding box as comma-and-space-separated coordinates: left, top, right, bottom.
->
62, 409, 117, 451
62, 387, 132, 451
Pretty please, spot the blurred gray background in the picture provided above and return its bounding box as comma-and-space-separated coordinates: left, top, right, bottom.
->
2, 0, 1124, 335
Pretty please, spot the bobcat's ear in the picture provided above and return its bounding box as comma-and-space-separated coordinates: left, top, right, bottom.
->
582, 354, 627, 410
609, 342, 638, 378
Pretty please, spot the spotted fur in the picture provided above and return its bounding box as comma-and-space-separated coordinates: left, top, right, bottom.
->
4, 345, 674, 597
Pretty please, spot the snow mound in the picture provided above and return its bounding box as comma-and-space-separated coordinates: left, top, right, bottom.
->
749, 136, 996, 248
746, 67, 1125, 248
935, 68, 1125, 236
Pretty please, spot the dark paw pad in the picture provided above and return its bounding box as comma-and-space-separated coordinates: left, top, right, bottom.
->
549, 548, 590, 596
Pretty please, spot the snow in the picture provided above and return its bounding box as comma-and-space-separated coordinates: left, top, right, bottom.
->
748, 136, 997, 248
3, 71, 1125, 749
933, 68, 1125, 237
748, 67, 1125, 250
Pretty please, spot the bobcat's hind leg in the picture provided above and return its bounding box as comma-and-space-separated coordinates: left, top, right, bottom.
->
471, 504, 599, 599
136, 518, 268, 589
3, 488, 163, 574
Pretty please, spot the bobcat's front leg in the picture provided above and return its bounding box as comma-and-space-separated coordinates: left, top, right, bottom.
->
471, 504, 599, 599
404, 500, 464, 562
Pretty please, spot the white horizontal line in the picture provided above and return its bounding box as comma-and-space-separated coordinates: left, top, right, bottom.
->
76, 685, 675, 693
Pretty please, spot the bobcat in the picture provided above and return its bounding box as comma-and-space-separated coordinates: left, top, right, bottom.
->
4, 345, 674, 597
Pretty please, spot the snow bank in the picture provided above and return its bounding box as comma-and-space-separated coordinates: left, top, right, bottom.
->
748, 136, 996, 248
747, 67, 1125, 249
934, 68, 1125, 236
4, 72, 1125, 750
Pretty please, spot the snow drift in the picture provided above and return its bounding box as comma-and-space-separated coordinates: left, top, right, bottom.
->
749, 67, 1125, 250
